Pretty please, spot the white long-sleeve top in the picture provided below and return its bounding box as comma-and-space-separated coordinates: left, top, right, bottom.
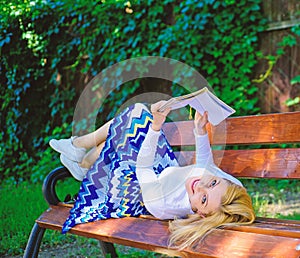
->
136, 126, 243, 220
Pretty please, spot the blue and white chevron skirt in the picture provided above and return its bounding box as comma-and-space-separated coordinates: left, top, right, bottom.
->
62, 103, 179, 233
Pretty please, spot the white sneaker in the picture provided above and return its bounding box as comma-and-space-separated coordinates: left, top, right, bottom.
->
49, 136, 86, 162
60, 154, 88, 181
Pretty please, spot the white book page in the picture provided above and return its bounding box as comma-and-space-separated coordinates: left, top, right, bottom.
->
189, 92, 235, 125
158, 88, 208, 112
157, 87, 235, 125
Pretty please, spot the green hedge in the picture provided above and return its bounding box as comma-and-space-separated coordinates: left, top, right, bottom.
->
1, 0, 266, 182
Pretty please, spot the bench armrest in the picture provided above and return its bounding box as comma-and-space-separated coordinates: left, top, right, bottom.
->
42, 166, 72, 205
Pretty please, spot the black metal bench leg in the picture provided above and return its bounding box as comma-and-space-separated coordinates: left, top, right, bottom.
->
24, 222, 46, 258
99, 241, 118, 258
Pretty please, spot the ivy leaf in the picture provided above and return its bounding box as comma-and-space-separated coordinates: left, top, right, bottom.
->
286, 97, 300, 107
291, 75, 300, 85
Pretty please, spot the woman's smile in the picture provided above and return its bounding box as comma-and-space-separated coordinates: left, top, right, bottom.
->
191, 179, 200, 194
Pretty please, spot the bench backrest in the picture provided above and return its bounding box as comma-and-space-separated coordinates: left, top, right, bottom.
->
163, 111, 300, 179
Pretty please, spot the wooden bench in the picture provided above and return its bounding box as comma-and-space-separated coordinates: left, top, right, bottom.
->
24, 112, 300, 257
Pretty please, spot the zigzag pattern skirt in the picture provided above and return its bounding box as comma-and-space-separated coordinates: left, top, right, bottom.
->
62, 103, 179, 233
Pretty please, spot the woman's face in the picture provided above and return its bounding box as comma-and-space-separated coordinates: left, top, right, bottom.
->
185, 173, 229, 216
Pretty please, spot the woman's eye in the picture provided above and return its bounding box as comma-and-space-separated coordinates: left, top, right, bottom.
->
201, 195, 207, 204
210, 179, 217, 187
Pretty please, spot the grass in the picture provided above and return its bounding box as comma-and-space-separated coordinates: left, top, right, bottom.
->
0, 177, 84, 256
242, 178, 300, 219
0, 178, 299, 257
0, 181, 48, 256
0, 178, 162, 257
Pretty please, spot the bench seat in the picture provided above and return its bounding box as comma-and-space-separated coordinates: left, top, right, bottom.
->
36, 204, 300, 257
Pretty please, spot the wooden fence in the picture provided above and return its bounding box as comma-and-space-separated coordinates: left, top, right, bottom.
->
256, 0, 300, 113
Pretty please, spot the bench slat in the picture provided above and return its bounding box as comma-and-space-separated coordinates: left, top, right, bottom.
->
36, 205, 300, 257
174, 148, 300, 179
195, 228, 300, 257
225, 219, 300, 238
215, 148, 300, 179
141, 214, 300, 238
163, 112, 300, 146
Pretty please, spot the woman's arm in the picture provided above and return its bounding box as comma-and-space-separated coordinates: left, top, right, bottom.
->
136, 100, 171, 168
194, 111, 214, 167
135, 101, 171, 218
135, 126, 166, 217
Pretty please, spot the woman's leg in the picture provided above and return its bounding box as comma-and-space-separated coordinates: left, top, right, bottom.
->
49, 119, 112, 176
73, 120, 112, 149
57, 143, 105, 181
80, 142, 105, 169
78, 104, 149, 168
73, 104, 148, 149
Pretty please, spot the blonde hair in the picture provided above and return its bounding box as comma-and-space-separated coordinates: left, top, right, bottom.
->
168, 182, 255, 249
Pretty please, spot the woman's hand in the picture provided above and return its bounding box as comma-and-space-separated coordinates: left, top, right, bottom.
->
194, 111, 209, 135
150, 101, 171, 131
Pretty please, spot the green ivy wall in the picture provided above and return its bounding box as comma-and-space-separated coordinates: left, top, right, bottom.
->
1, 0, 266, 182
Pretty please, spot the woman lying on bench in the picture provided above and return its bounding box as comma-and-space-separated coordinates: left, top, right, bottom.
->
49, 101, 255, 249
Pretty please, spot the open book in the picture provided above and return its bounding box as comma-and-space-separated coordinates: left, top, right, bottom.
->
158, 87, 235, 125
